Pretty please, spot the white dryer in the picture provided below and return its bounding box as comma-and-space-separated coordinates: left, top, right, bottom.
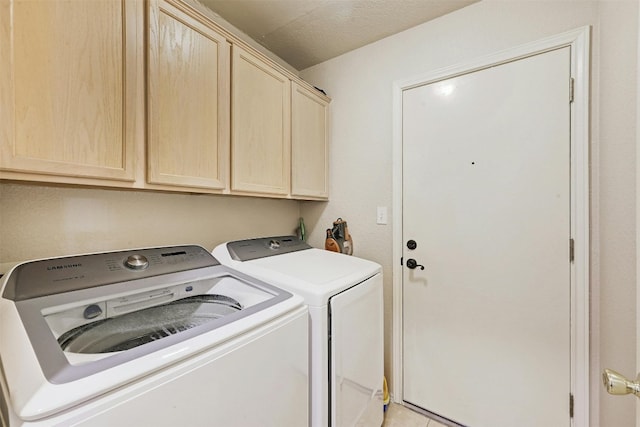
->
0, 245, 308, 427
213, 236, 384, 427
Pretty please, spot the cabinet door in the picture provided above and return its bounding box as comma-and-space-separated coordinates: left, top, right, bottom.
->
147, 0, 230, 190
231, 46, 290, 196
0, 0, 141, 181
291, 83, 329, 199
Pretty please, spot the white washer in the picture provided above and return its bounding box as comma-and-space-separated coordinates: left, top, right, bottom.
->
0, 245, 308, 427
213, 236, 384, 427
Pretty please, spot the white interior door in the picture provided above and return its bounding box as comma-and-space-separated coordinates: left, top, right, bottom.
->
402, 47, 572, 427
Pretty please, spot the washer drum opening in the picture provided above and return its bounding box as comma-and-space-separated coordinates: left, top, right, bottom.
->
58, 295, 242, 354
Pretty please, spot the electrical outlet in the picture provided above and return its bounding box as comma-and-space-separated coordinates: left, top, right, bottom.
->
377, 207, 388, 225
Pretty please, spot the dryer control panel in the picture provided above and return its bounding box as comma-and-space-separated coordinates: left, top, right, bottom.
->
227, 236, 311, 261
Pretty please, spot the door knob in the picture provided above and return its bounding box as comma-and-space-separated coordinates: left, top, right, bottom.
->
406, 258, 424, 270
602, 368, 640, 397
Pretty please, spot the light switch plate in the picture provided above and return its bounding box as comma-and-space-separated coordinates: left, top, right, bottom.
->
377, 206, 388, 225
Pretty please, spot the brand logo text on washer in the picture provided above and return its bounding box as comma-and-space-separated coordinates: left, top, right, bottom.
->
47, 263, 82, 271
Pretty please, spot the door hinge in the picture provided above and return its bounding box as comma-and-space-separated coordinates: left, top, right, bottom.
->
569, 78, 575, 103
569, 238, 575, 263
569, 393, 574, 418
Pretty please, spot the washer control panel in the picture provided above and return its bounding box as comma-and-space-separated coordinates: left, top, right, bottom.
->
3, 245, 219, 301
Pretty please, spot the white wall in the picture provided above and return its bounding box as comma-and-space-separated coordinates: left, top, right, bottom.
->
0, 183, 301, 272
300, 1, 639, 425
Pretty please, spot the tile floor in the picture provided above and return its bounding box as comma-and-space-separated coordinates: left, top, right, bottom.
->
382, 403, 448, 427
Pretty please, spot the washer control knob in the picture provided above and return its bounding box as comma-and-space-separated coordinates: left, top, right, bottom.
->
124, 254, 149, 270
269, 239, 281, 250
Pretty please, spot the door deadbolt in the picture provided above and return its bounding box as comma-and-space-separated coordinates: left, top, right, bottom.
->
407, 240, 417, 250
406, 258, 424, 270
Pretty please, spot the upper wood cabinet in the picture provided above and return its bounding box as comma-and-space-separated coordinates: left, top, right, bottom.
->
291, 83, 329, 200
231, 45, 291, 196
147, 0, 230, 190
0, 0, 143, 181
0, 0, 329, 199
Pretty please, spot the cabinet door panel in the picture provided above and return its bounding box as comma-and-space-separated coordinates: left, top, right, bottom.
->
0, 0, 140, 181
231, 46, 290, 196
147, 0, 230, 189
291, 83, 329, 199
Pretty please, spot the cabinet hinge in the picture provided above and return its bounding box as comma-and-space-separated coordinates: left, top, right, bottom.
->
569, 393, 574, 418
569, 238, 575, 263
569, 78, 575, 103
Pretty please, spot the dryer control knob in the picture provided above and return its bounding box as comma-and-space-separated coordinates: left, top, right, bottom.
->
124, 254, 149, 270
269, 240, 281, 249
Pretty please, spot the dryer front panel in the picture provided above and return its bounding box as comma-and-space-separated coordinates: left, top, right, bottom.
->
328, 273, 384, 427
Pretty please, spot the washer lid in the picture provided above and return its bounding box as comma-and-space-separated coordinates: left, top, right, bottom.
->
5, 248, 296, 385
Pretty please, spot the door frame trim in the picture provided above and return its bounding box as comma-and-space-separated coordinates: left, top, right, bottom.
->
391, 26, 591, 426
636, 5, 640, 427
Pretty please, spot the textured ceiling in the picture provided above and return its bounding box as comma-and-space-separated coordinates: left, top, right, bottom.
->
198, 0, 477, 70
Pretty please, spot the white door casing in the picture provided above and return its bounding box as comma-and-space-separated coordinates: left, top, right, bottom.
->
636, 4, 640, 426
392, 26, 590, 426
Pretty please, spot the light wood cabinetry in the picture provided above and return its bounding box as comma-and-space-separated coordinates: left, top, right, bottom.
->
0, 0, 143, 181
231, 45, 291, 196
0, 0, 329, 200
291, 83, 329, 200
147, 0, 230, 190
